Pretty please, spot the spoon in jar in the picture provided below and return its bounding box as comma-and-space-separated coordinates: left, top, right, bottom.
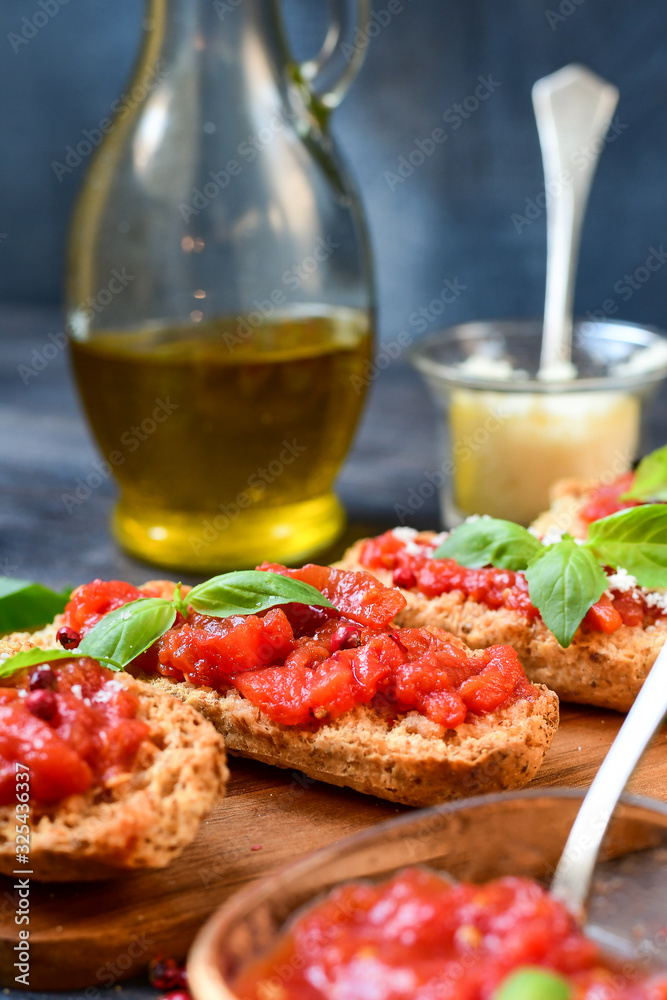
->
533, 64, 619, 380
550, 640, 667, 967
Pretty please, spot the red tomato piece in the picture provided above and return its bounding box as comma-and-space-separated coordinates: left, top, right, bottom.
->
279, 602, 339, 638
0, 659, 150, 807
234, 657, 356, 727
63, 579, 143, 633
236, 870, 661, 1000
580, 471, 639, 524
358, 531, 405, 570
460, 670, 510, 714
345, 634, 402, 701
0, 706, 92, 805
418, 689, 468, 728
282, 635, 332, 673
303, 658, 358, 721
156, 607, 295, 688
610, 589, 648, 628
257, 562, 407, 627
583, 593, 623, 634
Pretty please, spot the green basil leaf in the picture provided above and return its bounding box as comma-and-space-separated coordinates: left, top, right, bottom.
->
0, 579, 71, 635
621, 444, 667, 501
0, 647, 78, 679
187, 570, 336, 617
493, 967, 572, 1000
585, 504, 667, 588
78, 598, 176, 669
525, 538, 608, 648
433, 518, 544, 571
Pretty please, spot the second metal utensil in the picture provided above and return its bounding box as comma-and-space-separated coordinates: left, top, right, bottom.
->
551, 639, 667, 966
533, 64, 619, 379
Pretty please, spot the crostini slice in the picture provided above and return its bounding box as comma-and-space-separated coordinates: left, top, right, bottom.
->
530, 474, 633, 540
0, 634, 228, 881
531, 444, 667, 539
21, 569, 559, 809
341, 528, 667, 713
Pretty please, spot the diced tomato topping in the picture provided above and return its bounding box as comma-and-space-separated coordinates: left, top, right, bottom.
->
257, 563, 407, 628
582, 593, 623, 634
235, 658, 357, 727
63, 579, 143, 634
580, 471, 639, 524
389, 637, 531, 728
359, 532, 540, 619
279, 602, 340, 638
0, 659, 149, 807
359, 530, 664, 634
359, 532, 406, 570
145, 601, 533, 728
346, 634, 404, 702
155, 607, 294, 687
66, 566, 538, 731
459, 646, 534, 714
610, 589, 648, 628
415, 558, 538, 618
235, 870, 667, 999
0, 708, 92, 804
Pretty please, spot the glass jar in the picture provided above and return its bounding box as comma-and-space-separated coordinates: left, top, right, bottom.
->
410, 319, 667, 526
66, 0, 374, 571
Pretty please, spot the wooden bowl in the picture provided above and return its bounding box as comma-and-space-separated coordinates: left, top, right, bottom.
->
187, 788, 667, 999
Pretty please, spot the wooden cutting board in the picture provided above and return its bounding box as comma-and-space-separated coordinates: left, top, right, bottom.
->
2, 705, 666, 991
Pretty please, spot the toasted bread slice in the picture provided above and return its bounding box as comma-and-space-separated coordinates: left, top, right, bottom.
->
141, 670, 558, 809
340, 536, 667, 713
21, 599, 558, 809
0, 636, 228, 881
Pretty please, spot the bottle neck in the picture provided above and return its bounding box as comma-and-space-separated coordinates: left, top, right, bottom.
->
145, 0, 287, 62
140, 0, 292, 122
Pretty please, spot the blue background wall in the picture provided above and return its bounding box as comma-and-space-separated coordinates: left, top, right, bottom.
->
2, 0, 667, 342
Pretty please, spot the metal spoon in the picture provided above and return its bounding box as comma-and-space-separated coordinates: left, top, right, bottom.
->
551, 641, 667, 964
533, 64, 619, 379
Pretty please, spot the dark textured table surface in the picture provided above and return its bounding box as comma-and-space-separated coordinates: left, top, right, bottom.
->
2, 305, 666, 998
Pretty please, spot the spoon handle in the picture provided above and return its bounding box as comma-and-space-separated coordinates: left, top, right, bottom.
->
551, 641, 667, 917
533, 65, 619, 377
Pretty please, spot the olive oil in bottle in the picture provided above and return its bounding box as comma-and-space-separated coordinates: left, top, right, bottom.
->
70, 309, 373, 570
65, 2, 375, 570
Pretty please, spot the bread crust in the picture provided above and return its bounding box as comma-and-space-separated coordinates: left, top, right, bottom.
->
340, 537, 667, 713
0, 636, 228, 881
141, 673, 558, 809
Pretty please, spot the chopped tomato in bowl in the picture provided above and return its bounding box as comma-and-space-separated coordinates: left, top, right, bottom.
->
233, 868, 667, 1000
186, 791, 667, 1000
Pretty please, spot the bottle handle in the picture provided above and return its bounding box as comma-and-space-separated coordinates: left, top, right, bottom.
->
298, 0, 372, 110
